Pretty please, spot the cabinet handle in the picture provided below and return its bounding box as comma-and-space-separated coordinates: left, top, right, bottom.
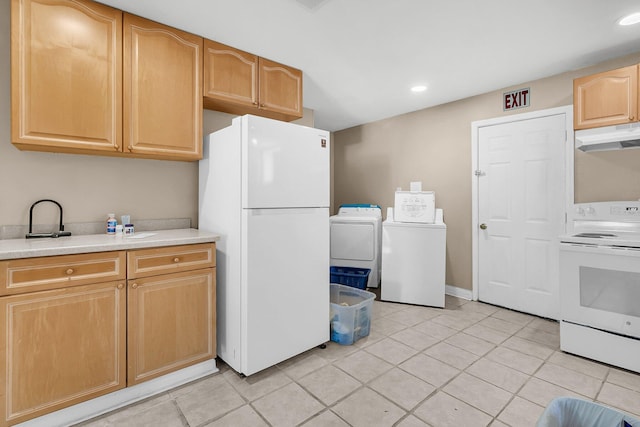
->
631, 116, 635, 121
66, 268, 74, 275
114, 144, 119, 151
131, 283, 138, 289
259, 103, 265, 108
117, 283, 124, 290
173, 257, 180, 263
128, 145, 133, 152
252, 101, 258, 106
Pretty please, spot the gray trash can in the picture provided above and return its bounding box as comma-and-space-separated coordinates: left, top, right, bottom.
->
537, 397, 640, 427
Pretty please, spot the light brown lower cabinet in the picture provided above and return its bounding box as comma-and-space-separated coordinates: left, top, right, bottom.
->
0, 243, 216, 426
0, 281, 126, 426
127, 268, 216, 385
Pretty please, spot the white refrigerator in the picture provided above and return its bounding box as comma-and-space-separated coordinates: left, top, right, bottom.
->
199, 115, 330, 376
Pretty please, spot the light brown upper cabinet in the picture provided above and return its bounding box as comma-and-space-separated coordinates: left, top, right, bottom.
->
11, 0, 204, 161
204, 40, 303, 121
124, 14, 203, 160
259, 57, 303, 120
203, 40, 257, 112
11, 0, 122, 154
574, 65, 639, 130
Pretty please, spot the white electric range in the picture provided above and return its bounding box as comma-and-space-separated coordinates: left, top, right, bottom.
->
559, 201, 640, 373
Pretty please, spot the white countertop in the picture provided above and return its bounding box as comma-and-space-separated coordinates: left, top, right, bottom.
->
0, 228, 220, 260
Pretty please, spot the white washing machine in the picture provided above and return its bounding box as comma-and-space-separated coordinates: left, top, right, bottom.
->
330, 204, 382, 288
381, 212, 446, 307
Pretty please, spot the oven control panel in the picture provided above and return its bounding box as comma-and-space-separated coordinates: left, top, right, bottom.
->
610, 205, 640, 216
573, 202, 640, 219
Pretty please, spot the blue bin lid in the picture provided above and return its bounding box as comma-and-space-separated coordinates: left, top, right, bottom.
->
339, 204, 381, 210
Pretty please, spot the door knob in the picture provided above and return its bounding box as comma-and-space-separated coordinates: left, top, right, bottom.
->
480, 223, 487, 230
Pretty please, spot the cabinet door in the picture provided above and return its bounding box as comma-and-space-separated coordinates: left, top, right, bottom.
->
11, 0, 122, 154
0, 281, 126, 426
203, 40, 258, 112
127, 269, 215, 385
574, 65, 638, 130
258, 57, 303, 121
124, 14, 203, 161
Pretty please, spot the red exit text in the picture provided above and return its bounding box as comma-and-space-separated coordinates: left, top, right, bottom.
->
503, 88, 530, 111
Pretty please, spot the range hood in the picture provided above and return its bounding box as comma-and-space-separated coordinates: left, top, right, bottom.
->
575, 122, 640, 152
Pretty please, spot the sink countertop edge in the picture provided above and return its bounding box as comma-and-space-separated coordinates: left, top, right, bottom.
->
0, 228, 220, 260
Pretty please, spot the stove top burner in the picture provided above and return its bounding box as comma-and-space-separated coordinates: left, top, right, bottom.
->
563, 202, 640, 248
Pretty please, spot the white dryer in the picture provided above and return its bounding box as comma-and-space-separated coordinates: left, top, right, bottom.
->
330, 204, 382, 288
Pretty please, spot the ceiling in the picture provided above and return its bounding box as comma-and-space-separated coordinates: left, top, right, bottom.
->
98, 0, 640, 132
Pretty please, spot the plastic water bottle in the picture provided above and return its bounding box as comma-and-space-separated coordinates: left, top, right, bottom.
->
106, 213, 117, 235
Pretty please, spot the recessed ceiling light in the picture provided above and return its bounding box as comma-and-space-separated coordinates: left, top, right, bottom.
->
411, 85, 427, 93
619, 12, 640, 26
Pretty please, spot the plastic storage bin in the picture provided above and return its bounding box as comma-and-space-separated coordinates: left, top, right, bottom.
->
330, 284, 376, 345
536, 397, 640, 427
330, 266, 371, 290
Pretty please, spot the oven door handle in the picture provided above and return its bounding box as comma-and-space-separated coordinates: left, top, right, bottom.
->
560, 243, 640, 256
610, 245, 640, 252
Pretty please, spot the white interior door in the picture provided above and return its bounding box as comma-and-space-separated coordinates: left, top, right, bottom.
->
477, 113, 566, 319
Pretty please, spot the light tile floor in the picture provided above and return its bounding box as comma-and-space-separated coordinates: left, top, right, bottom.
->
78, 295, 640, 426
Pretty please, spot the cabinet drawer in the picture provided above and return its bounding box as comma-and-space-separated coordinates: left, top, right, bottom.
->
127, 243, 216, 279
0, 252, 126, 296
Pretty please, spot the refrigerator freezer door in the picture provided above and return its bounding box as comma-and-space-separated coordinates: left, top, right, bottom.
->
242, 116, 330, 209
241, 207, 329, 375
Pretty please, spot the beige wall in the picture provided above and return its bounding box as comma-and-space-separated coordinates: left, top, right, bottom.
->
0, 0, 312, 231
333, 51, 640, 291
574, 147, 640, 203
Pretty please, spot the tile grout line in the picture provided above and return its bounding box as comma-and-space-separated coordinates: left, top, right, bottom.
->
381, 302, 514, 425
79, 297, 640, 427
170, 398, 191, 427
298, 302, 481, 425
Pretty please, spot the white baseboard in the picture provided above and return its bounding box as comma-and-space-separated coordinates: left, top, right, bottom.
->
445, 284, 473, 300
16, 360, 218, 427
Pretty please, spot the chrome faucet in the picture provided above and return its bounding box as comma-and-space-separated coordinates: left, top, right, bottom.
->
25, 199, 72, 239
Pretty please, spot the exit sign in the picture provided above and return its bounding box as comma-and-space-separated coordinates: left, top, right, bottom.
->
503, 88, 530, 111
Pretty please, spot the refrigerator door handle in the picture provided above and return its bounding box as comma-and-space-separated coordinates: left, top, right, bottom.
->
246, 207, 328, 216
